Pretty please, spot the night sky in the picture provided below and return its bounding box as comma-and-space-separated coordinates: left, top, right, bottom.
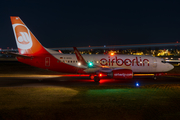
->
1, 0, 180, 49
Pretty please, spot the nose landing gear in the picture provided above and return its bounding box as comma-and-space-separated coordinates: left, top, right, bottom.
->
94, 76, 100, 82
89, 75, 100, 82
153, 75, 157, 80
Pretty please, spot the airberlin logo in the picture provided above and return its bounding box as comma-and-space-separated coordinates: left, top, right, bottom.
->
100, 56, 149, 66
13, 24, 33, 49
17, 32, 30, 44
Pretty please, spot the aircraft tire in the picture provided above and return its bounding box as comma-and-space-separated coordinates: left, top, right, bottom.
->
94, 76, 100, 82
89, 75, 95, 80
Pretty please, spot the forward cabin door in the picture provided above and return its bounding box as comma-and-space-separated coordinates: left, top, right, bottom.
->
151, 58, 157, 72
45, 57, 50, 67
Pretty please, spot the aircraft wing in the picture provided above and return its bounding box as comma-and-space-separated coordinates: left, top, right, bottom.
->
73, 47, 87, 66
73, 47, 114, 73
73, 47, 103, 68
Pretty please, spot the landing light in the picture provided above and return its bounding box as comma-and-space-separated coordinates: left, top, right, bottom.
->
78, 62, 81, 66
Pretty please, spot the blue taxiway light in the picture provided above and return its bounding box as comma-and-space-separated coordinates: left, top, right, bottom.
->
136, 81, 140, 87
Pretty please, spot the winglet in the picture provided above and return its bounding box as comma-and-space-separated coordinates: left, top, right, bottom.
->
73, 47, 87, 66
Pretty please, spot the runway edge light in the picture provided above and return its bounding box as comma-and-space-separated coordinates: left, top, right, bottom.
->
136, 81, 139, 87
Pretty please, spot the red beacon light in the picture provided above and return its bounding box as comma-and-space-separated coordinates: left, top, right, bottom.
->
98, 73, 107, 77
99, 73, 103, 77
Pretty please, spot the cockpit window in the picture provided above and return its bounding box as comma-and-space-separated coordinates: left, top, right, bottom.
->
161, 60, 166, 63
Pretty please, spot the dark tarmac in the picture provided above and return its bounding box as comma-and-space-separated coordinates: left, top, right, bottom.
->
0, 75, 179, 87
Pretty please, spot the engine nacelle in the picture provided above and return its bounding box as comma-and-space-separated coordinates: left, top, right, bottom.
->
112, 69, 133, 79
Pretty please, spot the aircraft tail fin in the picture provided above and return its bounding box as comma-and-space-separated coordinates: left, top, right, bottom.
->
10, 16, 48, 56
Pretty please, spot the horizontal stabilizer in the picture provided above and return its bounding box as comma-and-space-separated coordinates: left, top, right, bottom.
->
1, 51, 32, 58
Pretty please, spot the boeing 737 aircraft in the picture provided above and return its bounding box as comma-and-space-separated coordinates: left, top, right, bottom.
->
9, 16, 174, 82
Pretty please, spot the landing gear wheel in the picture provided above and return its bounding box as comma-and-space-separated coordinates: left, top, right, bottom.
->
94, 76, 100, 82
89, 75, 95, 80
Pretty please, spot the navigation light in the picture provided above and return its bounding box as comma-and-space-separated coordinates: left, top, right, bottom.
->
88, 62, 93, 67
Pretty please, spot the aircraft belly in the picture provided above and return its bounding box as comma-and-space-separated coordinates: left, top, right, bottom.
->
84, 68, 100, 73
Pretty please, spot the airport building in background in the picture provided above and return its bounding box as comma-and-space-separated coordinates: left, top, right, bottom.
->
1, 42, 180, 60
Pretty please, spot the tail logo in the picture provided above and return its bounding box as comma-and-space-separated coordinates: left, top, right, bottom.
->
13, 24, 33, 49
18, 32, 30, 44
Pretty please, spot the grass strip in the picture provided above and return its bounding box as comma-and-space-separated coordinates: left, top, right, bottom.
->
0, 85, 180, 120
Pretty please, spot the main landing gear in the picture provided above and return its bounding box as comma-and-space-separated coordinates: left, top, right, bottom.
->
94, 76, 100, 82
90, 75, 100, 82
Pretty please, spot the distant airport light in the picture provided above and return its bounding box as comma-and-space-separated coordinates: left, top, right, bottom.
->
58, 50, 62, 53
110, 52, 114, 56
136, 83, 139, 87
78, 62, 81, 66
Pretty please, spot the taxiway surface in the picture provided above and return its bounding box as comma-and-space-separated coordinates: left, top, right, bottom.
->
0, 75, 179, 87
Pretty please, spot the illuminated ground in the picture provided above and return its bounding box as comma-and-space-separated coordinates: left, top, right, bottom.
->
0, 61, 180, 120
0, 85, 180, 120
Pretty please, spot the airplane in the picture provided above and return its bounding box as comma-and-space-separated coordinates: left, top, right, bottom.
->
8, 16, 174, 82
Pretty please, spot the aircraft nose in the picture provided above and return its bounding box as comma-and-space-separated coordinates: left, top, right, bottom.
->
168, 63, 174, 71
